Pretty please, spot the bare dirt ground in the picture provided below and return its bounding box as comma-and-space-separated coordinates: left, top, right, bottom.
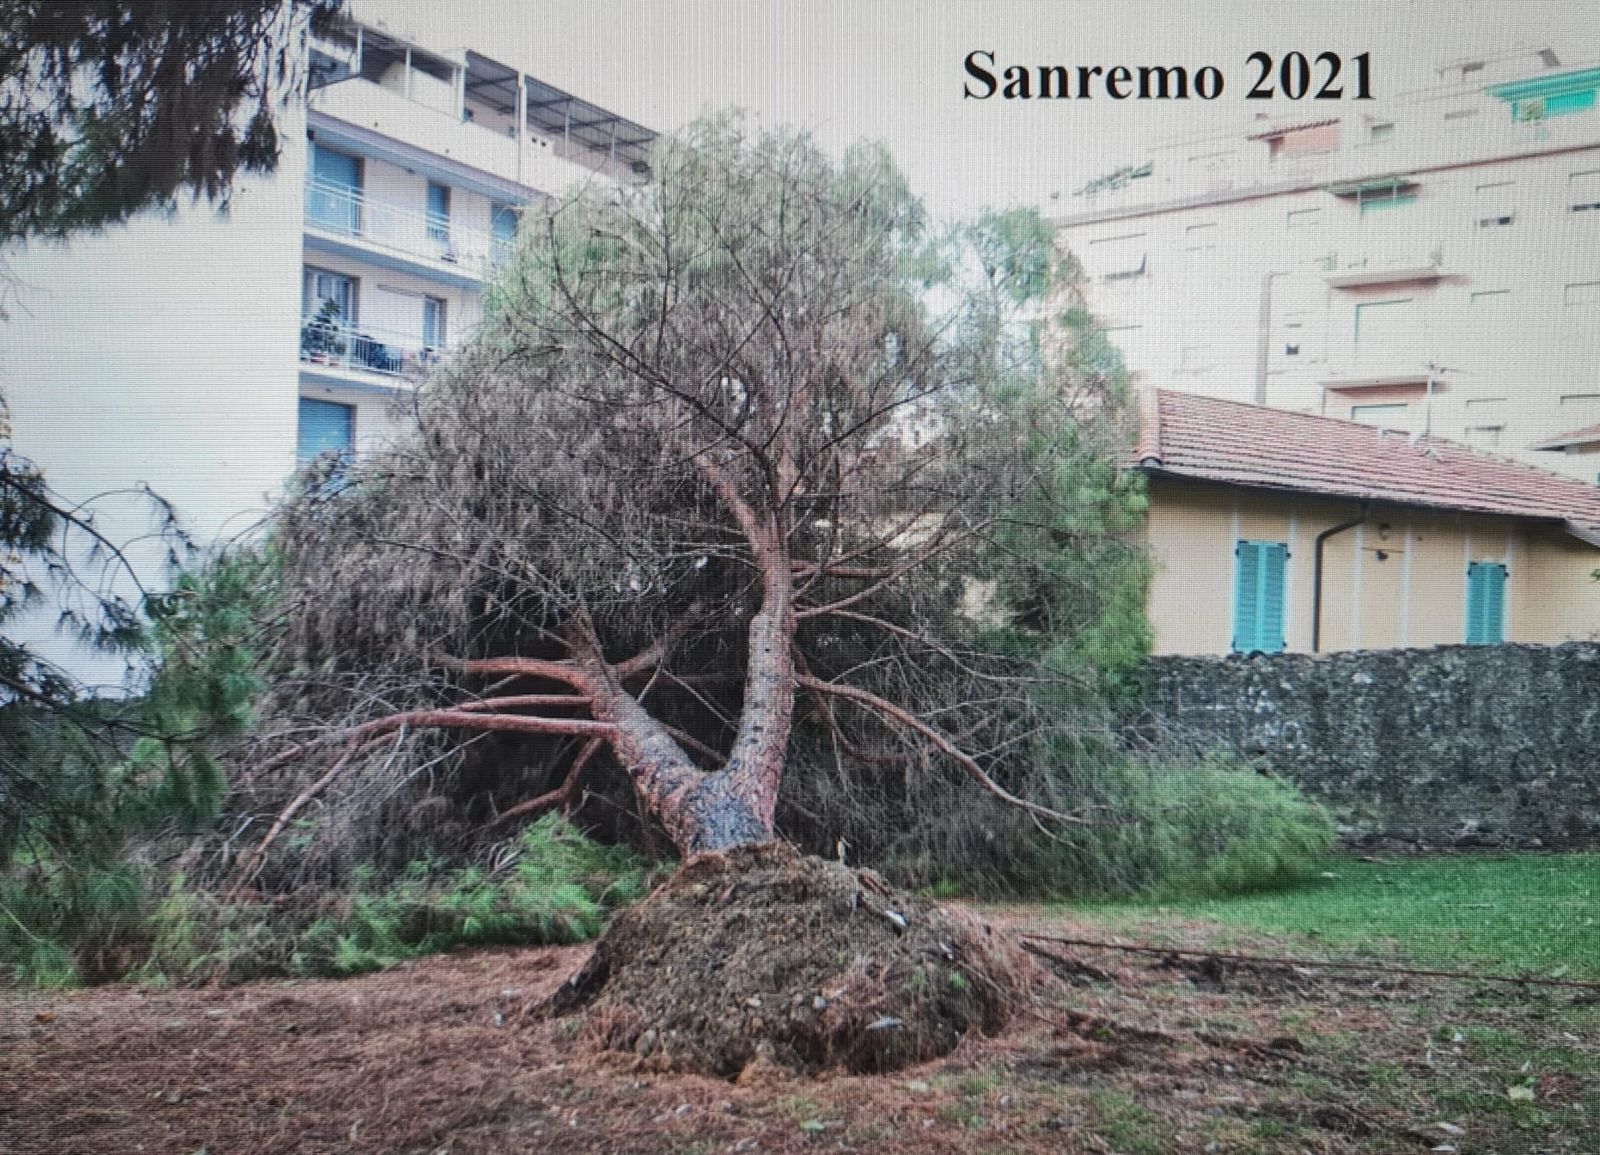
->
3, 906, 1595, 1154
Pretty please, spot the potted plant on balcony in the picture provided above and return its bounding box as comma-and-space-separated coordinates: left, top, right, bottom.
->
301, 298, 347, 364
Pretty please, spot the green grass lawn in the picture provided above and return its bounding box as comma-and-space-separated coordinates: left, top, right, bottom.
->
1085, 853, 1600, 979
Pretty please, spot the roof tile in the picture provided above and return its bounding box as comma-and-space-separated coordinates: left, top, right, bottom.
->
1135, 390, 1600, 531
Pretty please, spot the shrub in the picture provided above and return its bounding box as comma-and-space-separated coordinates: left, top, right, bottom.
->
137, 815, 654, 985
0, 862, 150, 985
1017, 755, 1335, 899
891, 751, 1334, 901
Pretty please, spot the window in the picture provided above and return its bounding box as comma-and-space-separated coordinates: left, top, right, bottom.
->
302, 267, 355, 324
1564, 281, 1600, 305
1233, 540, 1287, 653
307, 144, 362, 233
1464, 425, 1504, 447
1351, 402, 1413, 431
297, 398, 355, 464
1442, 107, 1480, 126
1570, 170, 1600, 213
1358, 187, 1416, 213
422, 296, 446, 349
1465, 561, 1506, 645
1560, 393, 1600, 424
1183, 222, 1218, 252
426, 182, 451, 245
1474, 181, 1516, 228
1266, 124, 1340, 159
1368, 121, 1394, 143
1286, 207, 1322, 230
1084, 233, 1147, 280
1470, 289, 1511, 305
490, 202, 519, 258
1353, 298, 1413, 346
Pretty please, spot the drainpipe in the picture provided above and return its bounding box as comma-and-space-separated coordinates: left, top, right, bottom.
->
1312, 503, 1369, 653
1254, 272, 1282, 406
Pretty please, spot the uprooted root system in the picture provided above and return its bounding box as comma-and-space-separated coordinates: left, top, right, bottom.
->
544, 844, 1034, 1076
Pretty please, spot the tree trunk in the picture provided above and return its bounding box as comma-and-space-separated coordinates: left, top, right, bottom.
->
579, 575, 796, 854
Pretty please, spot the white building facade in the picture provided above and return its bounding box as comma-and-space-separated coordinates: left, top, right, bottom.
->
0, 5, 653, 680
1054, 50, 1600, 483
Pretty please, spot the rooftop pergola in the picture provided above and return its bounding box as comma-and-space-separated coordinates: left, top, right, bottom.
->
465, 52, 656, 173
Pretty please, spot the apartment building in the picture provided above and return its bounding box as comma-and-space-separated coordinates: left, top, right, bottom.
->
9, 6, 653, 526
1054, 49, 1600, 484
294, 12, 654, 464
0, 6, 653, 679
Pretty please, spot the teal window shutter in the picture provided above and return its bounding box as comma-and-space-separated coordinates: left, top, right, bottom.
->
1465, 561, 1506, 644
1234, 542, 1260, 652
297, 397, 354, 463
1234, 540, 1287, 652
1259, 542, 1287, 652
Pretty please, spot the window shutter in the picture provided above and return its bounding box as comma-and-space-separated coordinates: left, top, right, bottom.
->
312, 145, 360, 191
307, 146, 362, 234
1084, 233, 1148, 280
1483, 564, 1505, 643
1466, 562, 1506, 644
1259, 543, 1287, 653
297, 398, 354, 463
1234, 541, 1287, 652
1234, 542, 1260, 652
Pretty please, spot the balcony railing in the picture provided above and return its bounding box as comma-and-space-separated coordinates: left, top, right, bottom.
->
304, 179, 504, 277
299, 316, 442, 381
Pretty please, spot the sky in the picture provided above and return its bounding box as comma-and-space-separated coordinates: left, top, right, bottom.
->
373, 0, 1599, 217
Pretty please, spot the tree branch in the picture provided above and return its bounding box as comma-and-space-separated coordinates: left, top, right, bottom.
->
486, 736, 605, 829
797, 674, 1087, 826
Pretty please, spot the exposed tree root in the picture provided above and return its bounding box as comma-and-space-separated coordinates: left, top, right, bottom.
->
542, 843, 1036, 1077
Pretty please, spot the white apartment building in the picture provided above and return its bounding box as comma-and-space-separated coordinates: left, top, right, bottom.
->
1054, 50, 1600, 483
292, 12, 654, 464
1, 5, 653, 680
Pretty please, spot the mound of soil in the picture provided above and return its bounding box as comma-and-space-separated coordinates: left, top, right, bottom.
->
544, 843, 1034, 1077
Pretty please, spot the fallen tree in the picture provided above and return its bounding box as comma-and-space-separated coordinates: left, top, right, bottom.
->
224, 118, 1148, 1070
237, 116, 1144, 877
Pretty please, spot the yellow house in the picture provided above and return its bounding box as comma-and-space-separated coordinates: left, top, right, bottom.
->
1135, 390, 1600, 655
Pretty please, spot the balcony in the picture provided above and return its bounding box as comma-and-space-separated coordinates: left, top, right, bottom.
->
1320, 247, 1446, 289
309, 76, 615, 197
303, 179, 506, 284
298, 315, 443, 388
1322, 260, 1445, 289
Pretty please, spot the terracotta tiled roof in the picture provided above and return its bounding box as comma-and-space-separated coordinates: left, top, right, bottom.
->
1133, 388, 1600, 535
1531, 423, 1600, 451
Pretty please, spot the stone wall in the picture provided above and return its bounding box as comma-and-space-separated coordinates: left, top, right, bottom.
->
1136, 642, 1600, 848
